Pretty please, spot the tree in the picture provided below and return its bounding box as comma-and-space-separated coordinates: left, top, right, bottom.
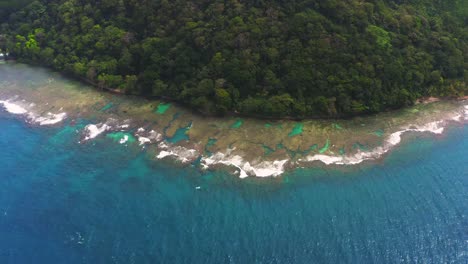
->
2, 0, 466, 117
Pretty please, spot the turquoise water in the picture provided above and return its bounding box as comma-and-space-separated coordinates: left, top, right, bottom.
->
0, 113, 467, 263
166, 124, 191, 144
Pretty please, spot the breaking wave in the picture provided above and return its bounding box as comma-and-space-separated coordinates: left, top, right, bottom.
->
1, 95, 466, 178
0, 98, 67, 126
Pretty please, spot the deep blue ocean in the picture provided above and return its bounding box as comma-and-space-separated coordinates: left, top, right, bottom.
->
0, 113, 466, 263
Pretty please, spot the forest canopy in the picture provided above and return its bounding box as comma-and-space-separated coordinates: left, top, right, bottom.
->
1, 0, 466, 118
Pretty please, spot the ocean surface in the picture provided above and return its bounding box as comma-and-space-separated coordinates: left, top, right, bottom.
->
0, 112, 467, 263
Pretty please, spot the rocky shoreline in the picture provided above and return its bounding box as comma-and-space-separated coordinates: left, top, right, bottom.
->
1, 63, 467, 177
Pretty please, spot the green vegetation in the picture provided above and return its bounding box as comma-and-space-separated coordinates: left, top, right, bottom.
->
0, 0, 33, 20
1, 0, 466, 118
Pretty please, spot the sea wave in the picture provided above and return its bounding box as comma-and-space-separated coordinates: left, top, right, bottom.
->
156, 142, 199, 163
0, 99, 67, 126
83, 123, 111, 141
81, 118, 135, 142
30, 112, 67, 125
2, 95, 466, 178
0, 100, 28, 114
135, 128, 163, 146
301, 112, 464, 166
464, 104, 468, 120
201, 150, 289, 178
91, 104, 467, 177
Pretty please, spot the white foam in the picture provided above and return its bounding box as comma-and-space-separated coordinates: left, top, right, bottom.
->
451, 114, 462, 122
0, 99, 67, 125
246, 159, 289, 177
138, 137, 151, 145
386, 130, 403, 145
149, 130, 162, 141
305, 154, 344, 165
136, 129, 162, 146
33, 112, 67, 125
83, 123, 110, 141
304, 146, 387, 166
201, 151, 288, 178
119, 135, 129, 144
303, 120, 448, 166
385, 121, 444, 147
413, 121, 445, 134
464, 105, 468, 120
0, 100, 28, 114
156, 151, 172, 159
156, 146, 199, 163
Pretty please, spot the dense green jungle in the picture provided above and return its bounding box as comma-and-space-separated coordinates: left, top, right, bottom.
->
1, 0, 466, 118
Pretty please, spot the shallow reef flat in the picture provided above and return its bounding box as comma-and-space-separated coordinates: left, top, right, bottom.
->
1, 63, 466, 177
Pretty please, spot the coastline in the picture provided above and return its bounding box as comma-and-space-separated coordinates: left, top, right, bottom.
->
0, 62, 467, 178
5, 60, 467, 121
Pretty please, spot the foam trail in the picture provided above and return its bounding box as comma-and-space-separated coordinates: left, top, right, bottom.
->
202, 154, 248, 178
201, 151, 288, 178
303, 120, 449, 166
33, 112, 67, 125
0, 99, 67, 125
244, 159, 289, 178
156, 143, 199, 163
83, 124, 110, 141
0, 100, 28, 114
138, 137, 151, 145
136, 128, 162, 146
